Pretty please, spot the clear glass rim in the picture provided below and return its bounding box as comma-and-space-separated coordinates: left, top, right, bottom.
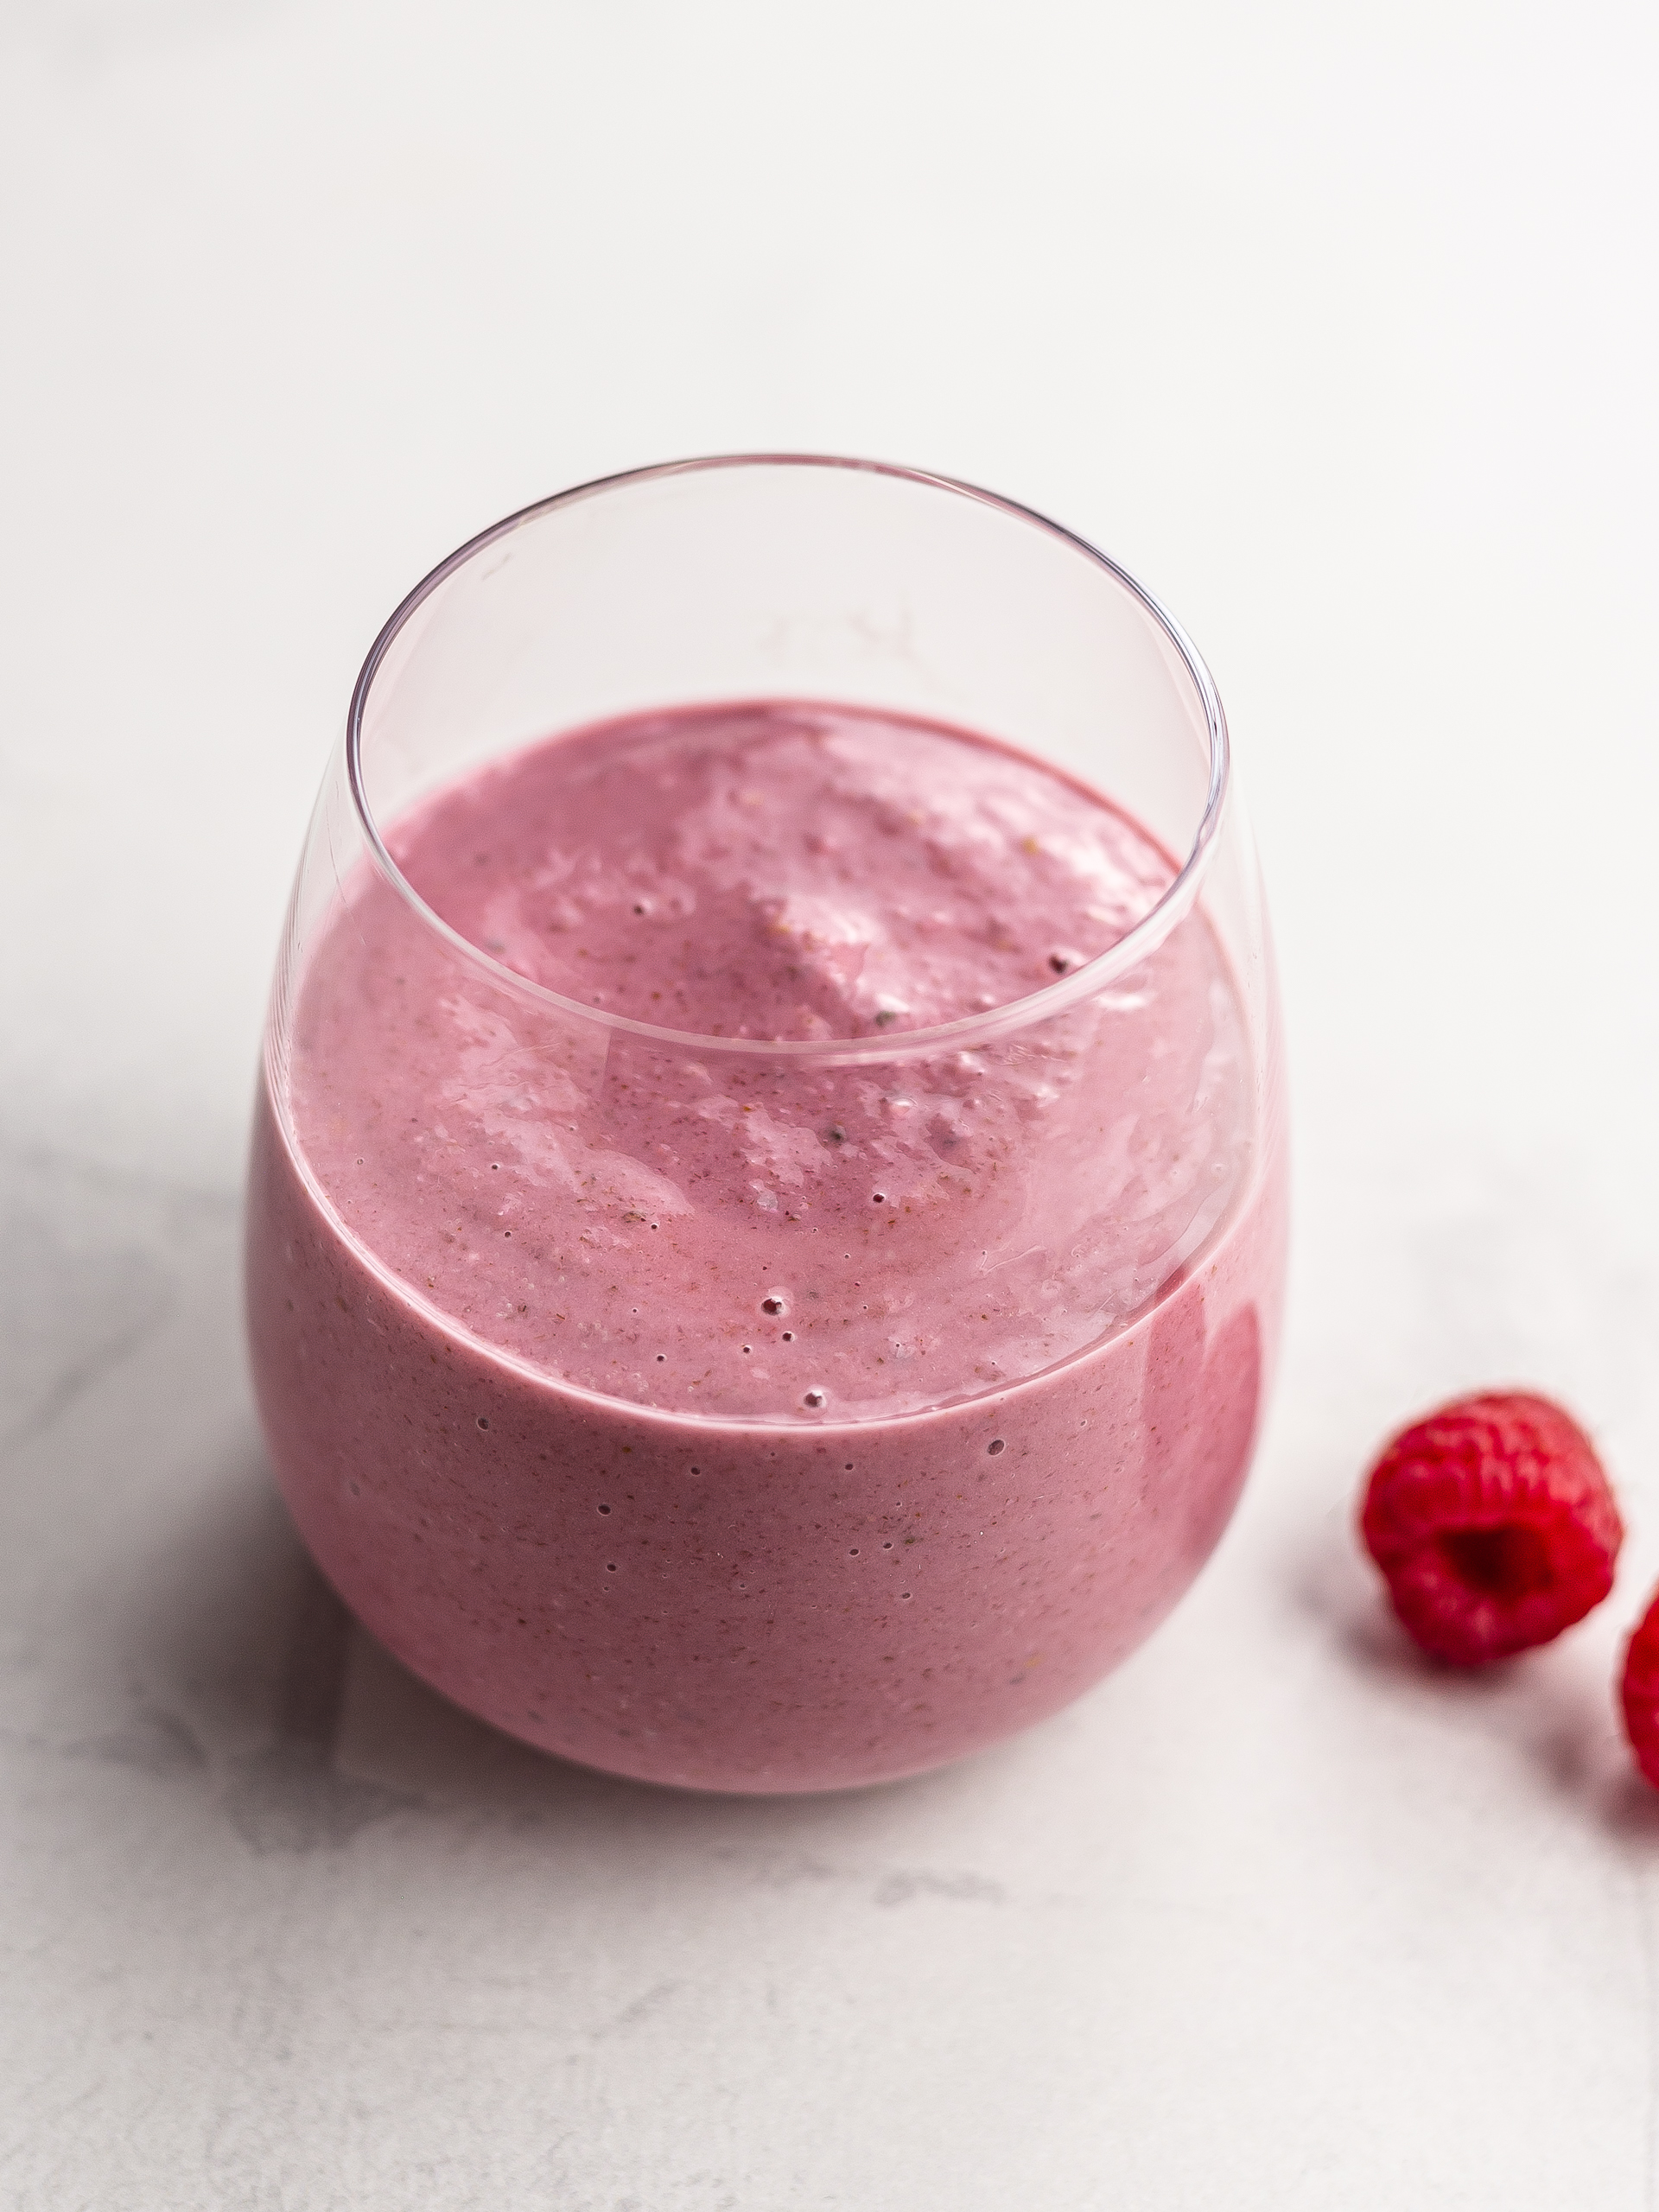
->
346, 452, 1230, 1066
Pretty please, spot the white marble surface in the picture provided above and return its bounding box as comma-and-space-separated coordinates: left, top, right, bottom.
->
4, 3, 1659, 2204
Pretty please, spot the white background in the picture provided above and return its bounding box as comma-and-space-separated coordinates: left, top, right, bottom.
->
3, 2, 1659, 2204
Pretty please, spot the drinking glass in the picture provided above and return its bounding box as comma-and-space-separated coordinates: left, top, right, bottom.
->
245, 455, 1287, 1793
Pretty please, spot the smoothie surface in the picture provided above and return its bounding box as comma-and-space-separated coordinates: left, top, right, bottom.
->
284, 702, 1253, 1421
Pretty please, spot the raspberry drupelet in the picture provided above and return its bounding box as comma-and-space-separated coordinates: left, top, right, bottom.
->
1359, 1391, 1621, 1666
1620, 1595, 1659, 1789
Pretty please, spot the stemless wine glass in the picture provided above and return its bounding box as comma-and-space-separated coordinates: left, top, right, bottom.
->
245, 455, 1287, 1794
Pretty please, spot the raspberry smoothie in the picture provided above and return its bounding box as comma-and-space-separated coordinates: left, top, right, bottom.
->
247, 701, 1286, 1791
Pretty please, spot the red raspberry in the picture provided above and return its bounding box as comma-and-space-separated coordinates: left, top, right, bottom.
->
1359, 1391, 1620, 1666
1620, 1594, 1659, 1789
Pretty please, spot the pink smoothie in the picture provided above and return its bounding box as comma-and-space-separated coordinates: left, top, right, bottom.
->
246, 701, 1286, 1791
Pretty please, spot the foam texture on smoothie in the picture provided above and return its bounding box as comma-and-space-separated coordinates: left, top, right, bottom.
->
284, 702, 1252, 1422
